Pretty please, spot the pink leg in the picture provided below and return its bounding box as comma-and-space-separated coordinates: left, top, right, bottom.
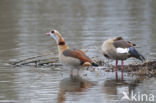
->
121, 60, 124, 80
115, 60, 118, 80
115, 60, 118, 72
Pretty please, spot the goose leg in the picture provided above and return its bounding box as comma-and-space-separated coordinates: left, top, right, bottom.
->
115, 60, 118, 71
121, 60, 124, 80
115, 60, 118, 80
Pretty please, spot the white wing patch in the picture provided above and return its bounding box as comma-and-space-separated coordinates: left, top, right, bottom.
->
116, 48, 129, 53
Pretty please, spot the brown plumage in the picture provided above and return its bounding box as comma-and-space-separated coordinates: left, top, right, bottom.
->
63, 49, 92, 64
101, 36, 145, 80
102, 36, 145, 61
46, 30, 98, 75
113, 36, 123, 41
113, 40, 132, 48
113, 36, 136, 47
103, 36, 135, 59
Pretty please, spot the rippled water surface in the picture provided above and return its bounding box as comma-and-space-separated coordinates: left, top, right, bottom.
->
0, 0, 156, 103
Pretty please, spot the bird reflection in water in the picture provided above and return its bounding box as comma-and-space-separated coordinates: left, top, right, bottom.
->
57, 75, 95, 103
102, 76, 143, 101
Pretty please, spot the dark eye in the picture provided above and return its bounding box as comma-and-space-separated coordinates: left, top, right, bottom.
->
51, 30, 55, 33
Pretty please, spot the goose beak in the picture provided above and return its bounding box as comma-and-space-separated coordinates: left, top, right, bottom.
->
46, 32, 50, 36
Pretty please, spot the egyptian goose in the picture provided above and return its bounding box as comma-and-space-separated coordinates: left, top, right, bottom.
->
101, 36, 145, 79
46, 30, 98, 75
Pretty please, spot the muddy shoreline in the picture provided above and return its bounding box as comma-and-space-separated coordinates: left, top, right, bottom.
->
9, 55, 156, 77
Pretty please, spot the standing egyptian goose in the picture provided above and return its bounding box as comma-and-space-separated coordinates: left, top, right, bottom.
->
46, 30, 98, 75
101, 36, 145, 79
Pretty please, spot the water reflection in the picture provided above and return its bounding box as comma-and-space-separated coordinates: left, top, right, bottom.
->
57, 75, 95, 103
103, 76, 143, 101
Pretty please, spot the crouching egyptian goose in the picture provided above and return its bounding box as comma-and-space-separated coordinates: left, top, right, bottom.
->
101, 36, 145, 79
46, 30, 98, 75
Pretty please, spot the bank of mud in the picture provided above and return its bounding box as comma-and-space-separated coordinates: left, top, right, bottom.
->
9, 54, 156, 77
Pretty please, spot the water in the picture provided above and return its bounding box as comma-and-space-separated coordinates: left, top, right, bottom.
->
0, 0, 156, 103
